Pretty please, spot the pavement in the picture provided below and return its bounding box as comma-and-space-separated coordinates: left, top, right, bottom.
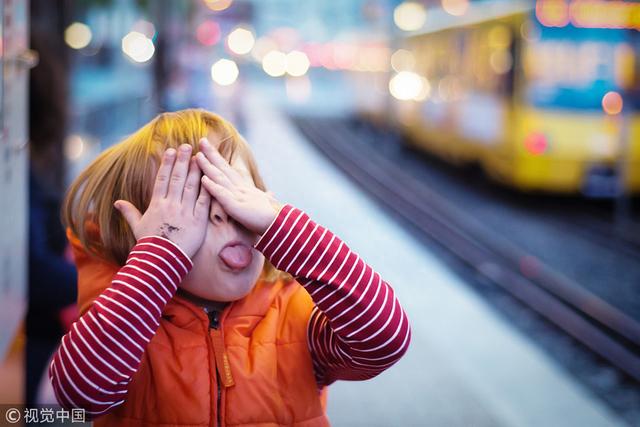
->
241, 88, 626, 427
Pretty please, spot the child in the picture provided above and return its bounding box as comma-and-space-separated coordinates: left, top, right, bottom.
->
50, 109, 411, 427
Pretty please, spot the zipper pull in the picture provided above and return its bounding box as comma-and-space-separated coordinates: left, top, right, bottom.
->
210, 328, 235, 388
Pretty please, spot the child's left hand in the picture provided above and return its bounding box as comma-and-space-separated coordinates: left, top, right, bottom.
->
196, 138, 282, 235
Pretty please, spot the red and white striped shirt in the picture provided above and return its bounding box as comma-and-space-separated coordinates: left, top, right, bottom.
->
49, 205, 411, 416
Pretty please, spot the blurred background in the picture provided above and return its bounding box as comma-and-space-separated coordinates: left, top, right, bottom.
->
0, 0, 639, 425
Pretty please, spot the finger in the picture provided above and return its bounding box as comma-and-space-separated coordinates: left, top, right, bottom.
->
201, 175, 234, 206
152, 148, 176, 199
196, 152, 234, 189
182, 157, 201, 207
198, 138, 244, 185
114, 200, 142, 230
194, 180, 212, 219
167, 144, 192, 200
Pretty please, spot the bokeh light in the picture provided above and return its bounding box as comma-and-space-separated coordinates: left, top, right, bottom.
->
251, 36, 278, 62
196, 20, 221, 46
227, 27, 255, 55
204, 0, 233, 12
286, 50, 310, 77
414, 77, 432, 101
602, 91, 623, 115
391, 49, 415, 72
442, 0, 469, 16
64, 22, 92, 50
122, 31, 155, 63
64, 135, 85, 160
210, 59, 239, 86
262, 50, 287, 77
389, 71, 425, 100
524, 132, 548, 156
394, 2, 427, 32
490, 51, 513, 74
131, 20, 156, 39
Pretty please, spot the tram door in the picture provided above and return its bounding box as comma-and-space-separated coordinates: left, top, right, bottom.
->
0, 0, 31, 366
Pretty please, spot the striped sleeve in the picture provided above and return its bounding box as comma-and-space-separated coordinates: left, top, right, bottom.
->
48, 236, 192, 418
255, 205, 411, 386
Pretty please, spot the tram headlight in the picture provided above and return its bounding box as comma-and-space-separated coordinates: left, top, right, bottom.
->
524, 132, 549, 156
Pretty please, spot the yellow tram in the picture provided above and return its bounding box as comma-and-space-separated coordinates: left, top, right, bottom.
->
370, 0, 640, 195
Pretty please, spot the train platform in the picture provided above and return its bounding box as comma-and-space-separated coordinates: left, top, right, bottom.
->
241, 90, 626, 427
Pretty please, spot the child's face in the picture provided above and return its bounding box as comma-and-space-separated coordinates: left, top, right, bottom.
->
178, 141, 265, 302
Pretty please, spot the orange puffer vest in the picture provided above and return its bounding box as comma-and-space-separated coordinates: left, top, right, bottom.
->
70, 233, 330, 427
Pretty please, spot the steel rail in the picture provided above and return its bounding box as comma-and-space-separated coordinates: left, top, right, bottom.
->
292, 116, 640, 382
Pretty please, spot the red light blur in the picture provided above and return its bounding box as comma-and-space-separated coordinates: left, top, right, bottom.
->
536, 0, 570, 27
196, 21, 221, 46
602, 91, 623, 115
524, 132, 548, 156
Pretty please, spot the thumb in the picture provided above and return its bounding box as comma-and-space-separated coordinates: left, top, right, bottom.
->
114, 200, 142, 228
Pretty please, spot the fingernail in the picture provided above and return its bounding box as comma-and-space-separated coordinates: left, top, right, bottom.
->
166, 148, 176, 157
200, 138, 210, 147
180, 144, 191, 153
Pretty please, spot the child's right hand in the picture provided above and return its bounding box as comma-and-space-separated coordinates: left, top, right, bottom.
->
114, 145, 211, 258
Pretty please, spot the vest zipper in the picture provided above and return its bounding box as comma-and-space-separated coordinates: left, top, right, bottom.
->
207, 309, 223, 427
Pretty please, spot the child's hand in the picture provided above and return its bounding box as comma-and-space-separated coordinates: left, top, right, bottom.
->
114, 145, 212, 258
196, 138, 282, 235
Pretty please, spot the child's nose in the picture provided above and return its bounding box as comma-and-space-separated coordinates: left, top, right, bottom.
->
210, 203, 230, 224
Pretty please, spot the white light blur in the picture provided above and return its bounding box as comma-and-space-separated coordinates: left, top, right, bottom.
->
389, 71, 425, 100
394, 2, 427, 32
122, 31, 155, 63
64, 135, 85, 160
391, 49, 415, 72
65, 22, 92, 50
262, 50, 287, 77
204, 0, 233, 11
490, 51, 513, 74
210, 59, 239, 86
286, 50, 310, 76
414, 77, 432, 101
227, 27, 255, 55
251, 37, 278, 62
442, 0, 469, 16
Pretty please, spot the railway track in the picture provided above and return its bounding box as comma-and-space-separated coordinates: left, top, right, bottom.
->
291, 115, 640, 384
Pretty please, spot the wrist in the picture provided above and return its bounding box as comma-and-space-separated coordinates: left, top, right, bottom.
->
259, 202, 283, 235
134, 235, 194, 270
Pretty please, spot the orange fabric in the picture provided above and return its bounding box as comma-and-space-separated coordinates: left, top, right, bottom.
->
67, 232, 330, 427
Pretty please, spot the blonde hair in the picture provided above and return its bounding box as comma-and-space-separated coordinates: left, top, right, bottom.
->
63, 109, 288, 283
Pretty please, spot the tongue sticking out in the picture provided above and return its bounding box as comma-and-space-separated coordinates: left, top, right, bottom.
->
218, 244, 252, 270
